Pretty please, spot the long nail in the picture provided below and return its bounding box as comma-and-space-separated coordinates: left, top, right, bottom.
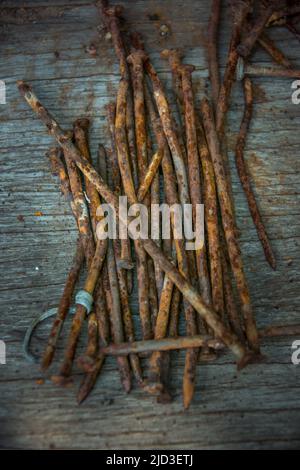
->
201, 97, 260, 354
47, 147, 72, 199
18, 81, 253, 368
236, 4, 276, 58
105, 105, 134, 272
104, 141, 144, 386
216, 0, 253, 136
196, 117, 223, 316
256, 31, 292, 69
179, 63, 213, 312
101, 335, 224, 356
53, 235, 107, 382
137, 149, 163, 202
115, 77, 152, 339
63, 137, 95, 267
237, 57, 300, 80
235, 77, 276, 269
73, 118, 100, 233
99, 322, 300, 356
221, 253, 245, 343
142, 67, 199, 407
207, 0, 222, 110
160, 48, 186, 132
41, 237, 84, 371
99, 143, 132, 393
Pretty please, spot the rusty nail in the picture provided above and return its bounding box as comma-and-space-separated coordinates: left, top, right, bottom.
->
201, 97, 260, 354
216, 0, 253, 136
41, 238, 84, 371
236, 4, 276, 58
101, 335, 224, 356
235, 77, 276, 269
237, 57, 300, 80
18, 81, 253, 369
207, 0, 222, 110
47, 147, 72, 200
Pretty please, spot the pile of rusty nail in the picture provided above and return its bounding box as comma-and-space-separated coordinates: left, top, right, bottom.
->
19, 0, 300, 407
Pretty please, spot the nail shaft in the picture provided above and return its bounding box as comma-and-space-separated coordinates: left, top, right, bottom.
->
207, 0, 221, 110
115, 77, 152, 339
41, 238, 84, 371
235, 77, 276, 269
101, 335, 223, 356
237, 4, 275, 58
201, 97, 260, 353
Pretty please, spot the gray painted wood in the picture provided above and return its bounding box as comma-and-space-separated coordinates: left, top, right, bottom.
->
0, 0, 300, 449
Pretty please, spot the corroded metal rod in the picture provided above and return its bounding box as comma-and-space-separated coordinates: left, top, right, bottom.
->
100, 324, 300, 356
256, 31, 292, 69
47, 147, 72, 199
106, 102, 134, 280
179, 63, 213, 311
41, 148, 85, 371
17, 81, 253, 369
104, 141, 144, 386
77, 313, 103, 404
101, 335, 224, 356
216, 0, 253, 136
41, 237, 84, 371
115, 77, 152, 340
64, 146, 95, 267
196, 118, 223, 316
142, 60, 200, 407
237, 4, 277, 58
99, 2, 139, 188
52, 235, 107, 382
98, 143, 132, 393
237, 58, 300, 80
235, 77, 276, 269
137, 149, 163, 202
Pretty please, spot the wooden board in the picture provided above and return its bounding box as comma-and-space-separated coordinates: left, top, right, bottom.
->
0, 0, 300, 449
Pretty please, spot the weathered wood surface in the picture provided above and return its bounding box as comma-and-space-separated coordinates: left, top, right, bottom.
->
0, 0, 300, 450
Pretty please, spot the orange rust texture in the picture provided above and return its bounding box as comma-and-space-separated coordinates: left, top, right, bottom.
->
57, 238, 108, 379
201, 97, 259, 354
235, 77, 276, 270
41, 238, 84, 371
64, 145, 95, 266
104, 142, 143, 386
18, 81, 250, 369
216, 0, 253, 136
47, 147, 72, 199
207, 0, 221, 110
180, 64, 212, 311
196, 118, 223, 317
237, 4, 275, 58
73, 118, 99, 231
106, 103, 133, 273
257, 31, 292, 69
115, 77, 152, 340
